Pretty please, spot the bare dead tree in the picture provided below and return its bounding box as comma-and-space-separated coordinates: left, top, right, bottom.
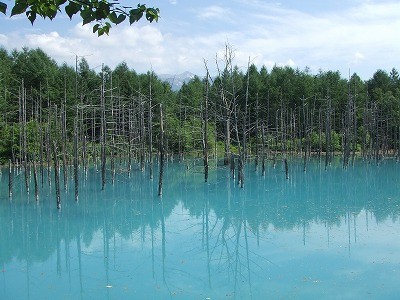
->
73, 113, 79, 201
203, 61, 210, 182
148, 79, 154, 180
215, 44, 237, 166
100, 64, 107, 190
158, 103, 165, 196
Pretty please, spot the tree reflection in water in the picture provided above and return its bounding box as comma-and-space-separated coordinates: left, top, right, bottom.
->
1, 158, 400, 298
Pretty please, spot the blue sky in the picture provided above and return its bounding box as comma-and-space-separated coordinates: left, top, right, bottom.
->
0, 0, 399, 79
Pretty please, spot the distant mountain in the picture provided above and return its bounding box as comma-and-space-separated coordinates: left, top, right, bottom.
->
158, 71, 197, 91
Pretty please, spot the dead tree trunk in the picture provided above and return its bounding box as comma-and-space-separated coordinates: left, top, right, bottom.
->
91, 107, 97, 166
158, 103, 165, 196
46, 124, 51, 186
224, 103, 231, 165
148, 94, 153, 180
325, 96, 332, 170
238, 57, 251, 188
33, 155, 39, 201
52, 141, 61, 210
21, 82, 29, 193
284, 158, 289, 180
261, 123, 266, 176
127, 106, 133, 174
61, 104, 68, 190
202, 65, 210, 182
178, 95, 183, 160
215, 46, 235, 166
139, 96, 145, 172
351, 83, 358, 165
8, 159, 13, 198
318, 107, 322, 159
39, 86, 44, 188
109, 73, 116, 184
254, 95, 260, 171
73, 115, 79, 201
233, 98, 242, 186
230, 153, 235, 179
301, 96, 308, 172
100, 65, 107, 190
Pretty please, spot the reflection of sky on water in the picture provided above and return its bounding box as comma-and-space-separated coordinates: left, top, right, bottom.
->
1, 159, 400, 299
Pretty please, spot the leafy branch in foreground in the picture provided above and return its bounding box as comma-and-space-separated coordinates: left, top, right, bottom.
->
0, 0, 160, 36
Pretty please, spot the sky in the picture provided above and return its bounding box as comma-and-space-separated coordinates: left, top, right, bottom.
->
0, 0, 399, 79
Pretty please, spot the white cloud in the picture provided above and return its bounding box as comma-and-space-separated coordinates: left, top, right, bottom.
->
352, 52, 366, 64
0, 34, 8, 46
25, 31, 85, 57
209, 0, 400, 77
0, 1, 399, 79
285, 59, 296, 68
197, 5, 234, 23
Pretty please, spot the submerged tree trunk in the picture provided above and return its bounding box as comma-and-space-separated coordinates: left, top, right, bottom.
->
230, 153, 235, 179
224, 114, 231, 165
8, 159, 13, 198
284, 157, 289, 180
33, 155, 39, 201
261, 123, 266, 176
52, 141, 61, 210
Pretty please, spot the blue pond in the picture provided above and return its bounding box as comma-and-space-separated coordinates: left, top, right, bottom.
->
1, 158, 400, 299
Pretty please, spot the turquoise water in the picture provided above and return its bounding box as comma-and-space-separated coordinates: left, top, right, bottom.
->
1, 158, 400, 299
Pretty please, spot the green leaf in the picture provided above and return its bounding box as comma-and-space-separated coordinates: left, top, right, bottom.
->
11, 2, 28, 16
65, 1, 80, 19
94, 2, 111, 20
56, 0, 67, 6
146, 8, 159, 22
110, 12, 126, 25
116, 13, 125, 24
129, 8, 143, 24
26, 10, 36, 24
137, 4, 146, 12
81, 8, 95, 25
98, 2, 110, 16
95, 8, 107, 20
97, 27, 105, 36
108, 11, 118, 24
44, 4, 58, 20
0, 2, 7, 14
103, 23, 110, 35
93, 23, 100, 33
49, 4, 57, 12
48, 9, 57, 20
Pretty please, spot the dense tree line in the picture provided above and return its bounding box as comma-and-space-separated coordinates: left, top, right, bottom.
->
1, 46, 399, 171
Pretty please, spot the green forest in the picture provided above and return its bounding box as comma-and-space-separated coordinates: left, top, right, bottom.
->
1, 46, 400, 178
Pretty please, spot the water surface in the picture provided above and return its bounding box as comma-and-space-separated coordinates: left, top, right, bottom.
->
1, 159, 400, 299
